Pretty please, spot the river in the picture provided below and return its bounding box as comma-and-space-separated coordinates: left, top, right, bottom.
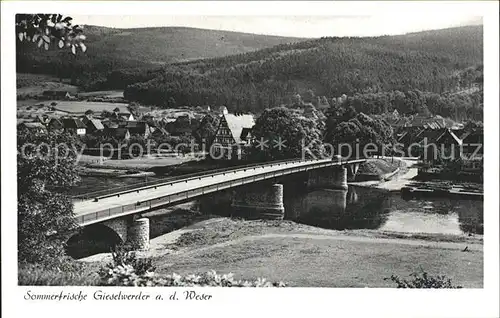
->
283, 186, 483, 235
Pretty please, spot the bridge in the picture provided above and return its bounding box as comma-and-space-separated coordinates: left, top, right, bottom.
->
69, 158, 365, 253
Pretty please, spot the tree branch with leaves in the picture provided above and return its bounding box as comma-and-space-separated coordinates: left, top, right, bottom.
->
16, 14, 86, 54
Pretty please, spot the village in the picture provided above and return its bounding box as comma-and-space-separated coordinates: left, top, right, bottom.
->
17, 87, 483, 184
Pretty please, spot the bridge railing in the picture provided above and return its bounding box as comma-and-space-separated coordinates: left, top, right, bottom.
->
74, 158, 367, 225
72, 158, 313, 201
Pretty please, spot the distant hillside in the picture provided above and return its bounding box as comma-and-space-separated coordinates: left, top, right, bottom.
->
16, 25, 305, 88
123, 25, 483, 113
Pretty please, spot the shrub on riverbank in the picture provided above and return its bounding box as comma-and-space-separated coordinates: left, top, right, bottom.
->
98, 248, 286, 287
386, 271, 462, 288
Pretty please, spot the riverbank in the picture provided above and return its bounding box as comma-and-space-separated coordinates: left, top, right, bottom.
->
350, 158, 418, 191
80, 217, 483, 288
354, 157, 405, 181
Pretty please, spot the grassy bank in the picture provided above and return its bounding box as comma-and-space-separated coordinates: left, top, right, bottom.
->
146, 218, 482, 287
22, 215, 483, 287
76, 216, 483, 288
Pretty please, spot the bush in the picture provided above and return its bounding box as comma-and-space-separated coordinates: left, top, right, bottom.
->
386, 271, 462, 288
98, 249, 286, 287
105, 245, 156, 275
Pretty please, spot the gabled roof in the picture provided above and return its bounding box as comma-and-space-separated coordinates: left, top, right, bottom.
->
222, 113, 255, 144
48, 118, 64, 128
82, 117, 105, 130
89, 118, 104, 130
35, 115, 49, 124
152, 127, 169, 136
452, 129, 466, 139
461, 129, 483, 144
416, 128, 447, 145
436, 129, 462, 145
62, 118, 86, 129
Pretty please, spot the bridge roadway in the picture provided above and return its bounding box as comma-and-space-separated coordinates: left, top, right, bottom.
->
74, 158, 365, 226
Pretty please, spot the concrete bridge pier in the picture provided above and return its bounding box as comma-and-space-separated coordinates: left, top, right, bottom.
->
231, 183, 285, 220
102, 216, 150, 251
307, 166, 348, 190
347, 163, 360, 181
127, 218, 150, 251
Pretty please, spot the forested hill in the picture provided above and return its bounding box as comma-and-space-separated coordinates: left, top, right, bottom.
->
16, 25, 305, 88
123, 25, 483, 113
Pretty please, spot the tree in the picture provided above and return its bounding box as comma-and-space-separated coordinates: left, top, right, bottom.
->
16, 14, 86, 54
101, 110, 112, 118
303, 89, 315, 103
192, 113, 220, 146
166, 97, 177, 108
17, 130, 81, 266
325, 104, 394, 157
250, 107, 324, 161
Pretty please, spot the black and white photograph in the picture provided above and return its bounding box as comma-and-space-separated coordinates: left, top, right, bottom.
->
1, 1, 499, 318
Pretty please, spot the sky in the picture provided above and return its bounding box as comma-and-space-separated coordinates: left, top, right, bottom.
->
70, 15, 483, 38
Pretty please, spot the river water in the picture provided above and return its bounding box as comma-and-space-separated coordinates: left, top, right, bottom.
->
283, 186, 483, 235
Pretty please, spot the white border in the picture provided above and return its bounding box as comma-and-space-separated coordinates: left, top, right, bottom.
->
2, 2, 499, 318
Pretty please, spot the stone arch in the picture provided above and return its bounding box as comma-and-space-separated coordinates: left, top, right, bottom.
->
65, 223, 124, 259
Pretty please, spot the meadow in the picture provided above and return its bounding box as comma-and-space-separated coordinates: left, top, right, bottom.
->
52, 101, 130, 114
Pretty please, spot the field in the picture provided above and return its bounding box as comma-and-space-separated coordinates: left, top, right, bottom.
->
76, 90, 125, 98
16, 73, 79, 97
16, 73, 129, 116
51, 101, 130, 114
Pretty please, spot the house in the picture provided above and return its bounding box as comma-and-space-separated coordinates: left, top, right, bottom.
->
126, 121, 151, 138
47, 118, 64, 132
240, 127, 253, 145
61, 118, 87, 136
416, 128, 446, 161
111, 107, 135, 121
396, 126, 423, 155
435, 129, 463, 160
115, 128, 131, 141
35, 115, 50, 125
82, 117, 105, 134
151, 127, 169, 138
416, 128, 462, 162
461, 128, 484, 157
212, 113, 255, 159
17, 122, 47, 133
